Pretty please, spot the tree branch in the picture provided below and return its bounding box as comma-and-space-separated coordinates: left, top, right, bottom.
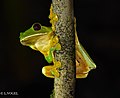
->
52, 0, 75, 98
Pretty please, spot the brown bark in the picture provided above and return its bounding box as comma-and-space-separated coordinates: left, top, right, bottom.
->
52, 0, 75, 98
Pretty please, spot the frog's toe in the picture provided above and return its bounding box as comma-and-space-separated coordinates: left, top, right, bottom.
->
76, 73, 88, 78
42, 66, 60, 78
42, 66, 54, 78
55, 43, 61, 51
50, 68, 60, 78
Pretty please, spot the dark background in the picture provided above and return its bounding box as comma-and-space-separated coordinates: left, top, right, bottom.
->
0, 0, 120, 98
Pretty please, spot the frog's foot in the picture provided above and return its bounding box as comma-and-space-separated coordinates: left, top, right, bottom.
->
76, 60, 90, 78
42, 65, 60, 78
76, 72, 88, 78
52, 36, 61, 50
76, 66, 89, 78
49, 4, 58, 31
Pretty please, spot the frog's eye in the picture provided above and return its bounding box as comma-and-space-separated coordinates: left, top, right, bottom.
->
32, 23, 41, 31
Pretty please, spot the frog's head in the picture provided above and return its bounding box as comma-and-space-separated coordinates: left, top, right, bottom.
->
20, 23, 52, 46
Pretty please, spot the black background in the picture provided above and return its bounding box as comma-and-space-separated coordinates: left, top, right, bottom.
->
0, 0, 120, 98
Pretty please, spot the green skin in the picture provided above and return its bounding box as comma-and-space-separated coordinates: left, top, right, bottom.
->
20, 23, 59, 63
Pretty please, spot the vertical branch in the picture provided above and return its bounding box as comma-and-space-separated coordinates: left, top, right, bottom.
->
52, 0, 75, 98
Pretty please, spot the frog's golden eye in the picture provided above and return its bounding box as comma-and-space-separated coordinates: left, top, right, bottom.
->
32, 23, 41, 31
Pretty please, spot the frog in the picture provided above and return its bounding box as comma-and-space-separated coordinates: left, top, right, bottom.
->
19, 4, 96, 78
20, 22, 61, 78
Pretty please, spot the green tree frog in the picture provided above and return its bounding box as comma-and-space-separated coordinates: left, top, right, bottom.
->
19, 5, 96, 78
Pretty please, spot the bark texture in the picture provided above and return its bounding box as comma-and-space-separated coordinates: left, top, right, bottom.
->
52, 0, 75, 98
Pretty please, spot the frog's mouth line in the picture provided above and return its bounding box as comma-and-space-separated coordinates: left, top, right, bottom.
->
20, 33, 48, 46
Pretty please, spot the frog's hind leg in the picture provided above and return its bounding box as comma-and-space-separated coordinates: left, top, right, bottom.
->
42, 65, 59, 78
76, 59, 89, 78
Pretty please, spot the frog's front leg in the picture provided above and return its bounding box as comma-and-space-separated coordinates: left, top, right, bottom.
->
42, 5, 61, 78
